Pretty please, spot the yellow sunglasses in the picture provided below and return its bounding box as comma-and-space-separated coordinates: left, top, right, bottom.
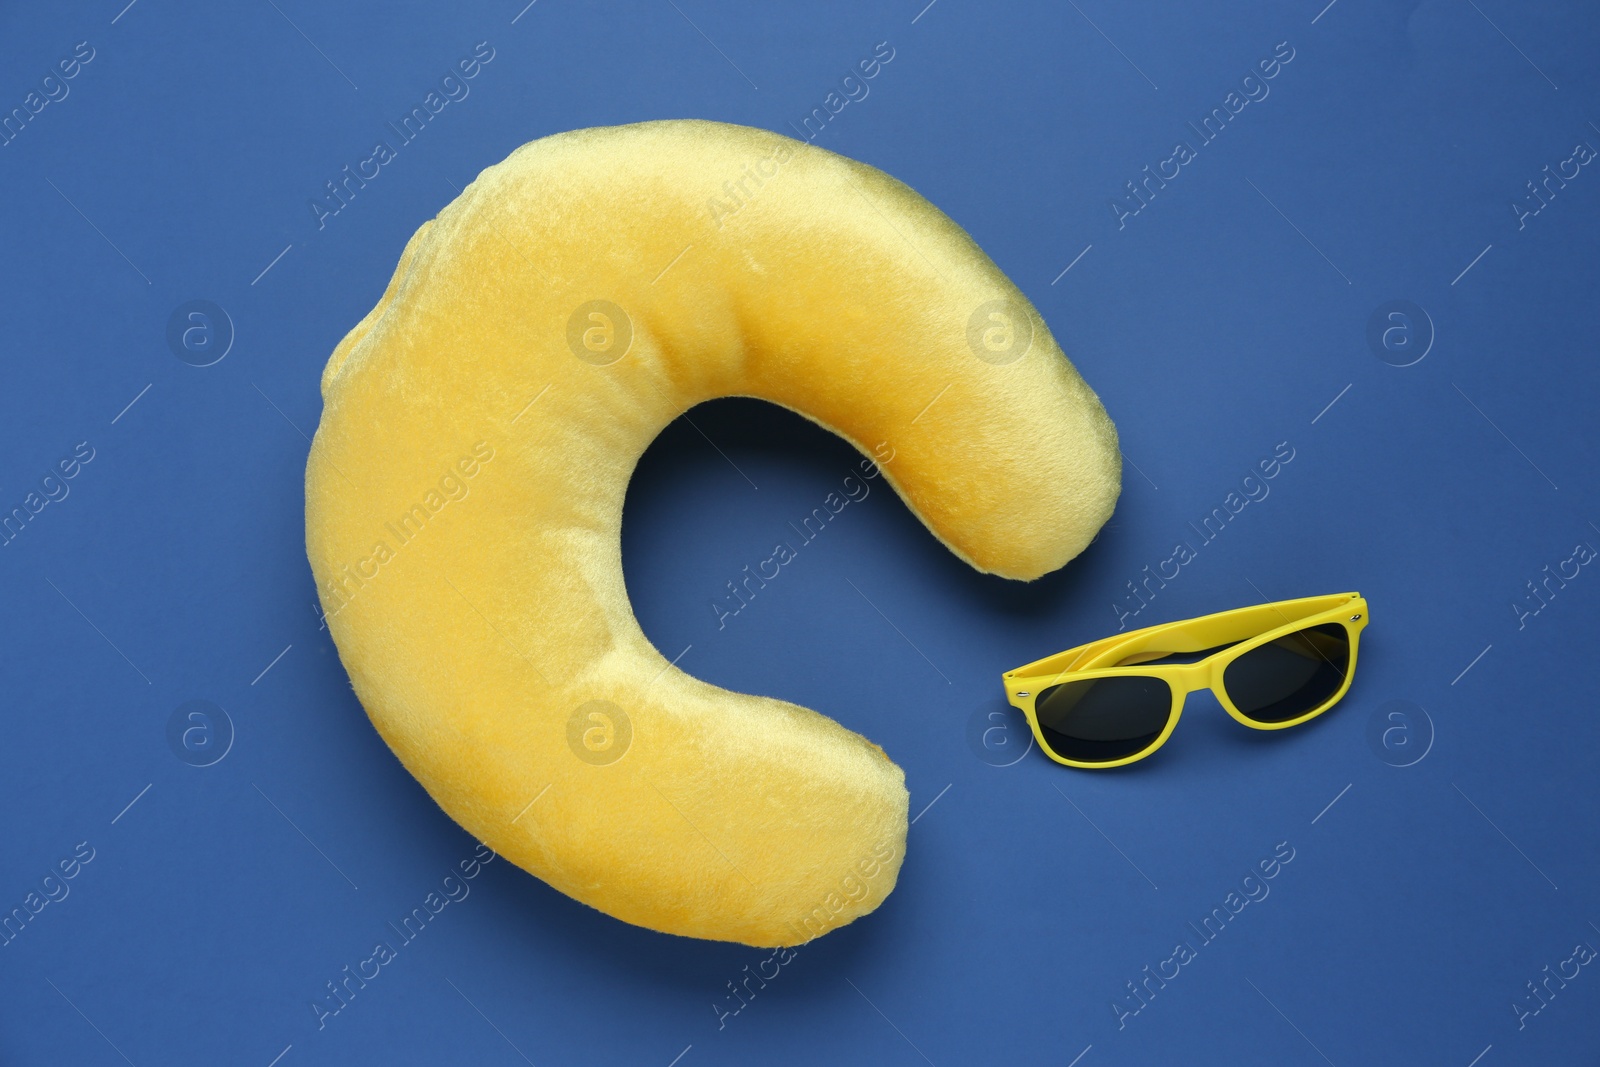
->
1002, 593, 1368, 769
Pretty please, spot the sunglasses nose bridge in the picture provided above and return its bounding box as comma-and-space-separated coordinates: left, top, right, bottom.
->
1173, 662, 1214, 691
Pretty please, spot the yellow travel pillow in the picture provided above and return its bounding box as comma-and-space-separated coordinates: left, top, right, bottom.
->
305, 119, 1120, 947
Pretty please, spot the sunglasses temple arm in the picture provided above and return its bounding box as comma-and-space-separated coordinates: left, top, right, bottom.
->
1010, 620, 1186, 686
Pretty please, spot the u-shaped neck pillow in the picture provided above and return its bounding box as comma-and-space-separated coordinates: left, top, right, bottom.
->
306, 119, 1120, 947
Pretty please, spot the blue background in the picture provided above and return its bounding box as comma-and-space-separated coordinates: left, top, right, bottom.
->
2, 1, 1597, 1064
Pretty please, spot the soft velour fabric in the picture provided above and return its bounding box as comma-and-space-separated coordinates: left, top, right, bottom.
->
305, 120, 1120, 947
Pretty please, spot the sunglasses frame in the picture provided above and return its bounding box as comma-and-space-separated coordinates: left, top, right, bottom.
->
1002, 592, 1369, 769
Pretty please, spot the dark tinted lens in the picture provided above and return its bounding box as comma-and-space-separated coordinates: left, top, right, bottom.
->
1223, 623, 1350, 723
1033, 675, 1173, 764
